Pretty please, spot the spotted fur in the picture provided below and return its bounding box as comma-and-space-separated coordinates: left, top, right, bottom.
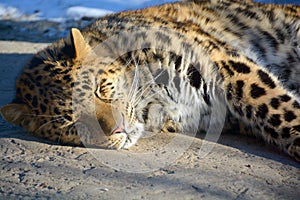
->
1, 0, 300, 161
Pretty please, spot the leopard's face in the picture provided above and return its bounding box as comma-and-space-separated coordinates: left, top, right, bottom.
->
90, 61, 145, 149
1, 28, 145, 149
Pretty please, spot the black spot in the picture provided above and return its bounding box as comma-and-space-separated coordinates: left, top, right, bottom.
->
229, 61, 251, 74
293, 138, 300, 147
226, 50, 239, 57
225, 15, 244, 37
257, 70, 276, 89
268, 114, 281, 127
236, 80, 244, 100
79, 92, 86, 97
100, 79, 107, 86
32, 96, 38, 107
293, 125, 300, 132
270, 98, 280, 109
63, 75, 71, 81
40, 131, 45, 136
246, 105, 252, 119
281, 69, 291, 82
70, 82, 75, 87
287, 54, 295, 64
202, 83, 211, 106
25, 93, 32, 101
187, 64, 201, 89
284, 110, 296, 122
40, 104, 47, 113
260, 30, 278, 49
167, 126, 176, 133
39, 89, 45, 96
108, 69, 115, 73
256, 103, 268, 119
281, 127, 291, 138
293, 101, 300, 109
98, 69, 104, 74
54, 131, 61, 136
142, 106, 149, 122
204, 17, 210, 24
155, 32, 171, 44
233, 105, 244, 116
43, 64, 52, 72
222, 62, 234, 76
82, 85, 92, 90
182, 42, 193, 52
226, 83, 233, 101
174, 56, 182, 71
275, 28, 285, 43
64, 115, 72, 121
36, 75, 43, 81
250, 84, 266, 99
22, 79, 31, 87
264, 9, 275, 22
54, 107, 60, 115
250, 39, 266, 58
264, 126, 278, 139
29, 84, 35, 91
280, 95, 291, 102
243, 9, 260, 20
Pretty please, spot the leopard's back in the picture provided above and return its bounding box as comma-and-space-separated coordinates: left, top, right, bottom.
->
83, 0, 300, 89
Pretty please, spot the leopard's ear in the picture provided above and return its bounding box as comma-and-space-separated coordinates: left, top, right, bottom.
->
66, 28, 91, 60
0, 103, 30, 126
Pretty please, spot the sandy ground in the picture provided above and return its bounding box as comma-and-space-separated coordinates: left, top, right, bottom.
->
0, 21, 299, 199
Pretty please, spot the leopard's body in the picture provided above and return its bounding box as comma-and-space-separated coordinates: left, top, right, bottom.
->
1, 0, 300, 161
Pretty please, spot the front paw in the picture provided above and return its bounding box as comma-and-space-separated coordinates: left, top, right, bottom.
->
161, 120, 182, 133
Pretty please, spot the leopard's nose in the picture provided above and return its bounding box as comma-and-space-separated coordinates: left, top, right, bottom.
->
111, 114, 125, 134
112, 127, 125, 134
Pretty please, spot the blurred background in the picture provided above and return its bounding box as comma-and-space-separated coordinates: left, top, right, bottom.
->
0, 0, 299, 42
0, 0, 299, 22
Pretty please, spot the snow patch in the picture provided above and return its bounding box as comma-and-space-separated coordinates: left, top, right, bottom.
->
66, 7, 113, 20
0, 4, 23, 19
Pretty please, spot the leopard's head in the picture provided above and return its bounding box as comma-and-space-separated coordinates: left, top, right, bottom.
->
1, 28, 144, 149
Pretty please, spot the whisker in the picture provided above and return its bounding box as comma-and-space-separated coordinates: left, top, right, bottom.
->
136, 69, 165, 96
23, 114, 64, 118
128, 57, 140, 101
131, 69, 165, 105
124, 57, 133, 68
132, 59, 140, 100
133, 87, 152, 106
35, 117, 68, 132
127, 68, 137, 100
134, 89, 162, 107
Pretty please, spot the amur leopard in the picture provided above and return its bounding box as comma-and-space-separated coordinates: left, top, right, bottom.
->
1, 0, 300, 161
